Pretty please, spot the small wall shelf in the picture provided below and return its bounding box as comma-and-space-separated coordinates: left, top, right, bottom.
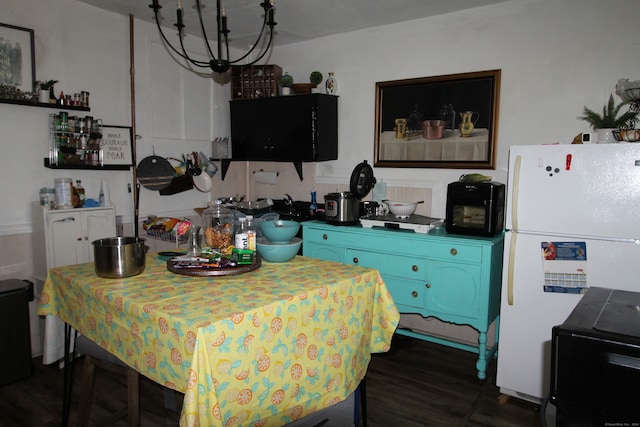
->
0, 98, 90, 111
43, 158, 130, 170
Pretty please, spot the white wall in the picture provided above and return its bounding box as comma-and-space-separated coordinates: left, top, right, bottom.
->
1, 0, 134, 236
266, 0, 640, 217
1, 0, 638, 245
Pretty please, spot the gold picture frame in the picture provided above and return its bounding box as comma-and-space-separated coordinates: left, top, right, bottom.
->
374, 69, 501, 169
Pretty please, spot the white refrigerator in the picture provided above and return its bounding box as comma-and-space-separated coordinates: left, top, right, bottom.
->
496, 143, 640, 403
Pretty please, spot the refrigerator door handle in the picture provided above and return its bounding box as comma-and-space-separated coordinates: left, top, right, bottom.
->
511, 155, 522, 232
507, 231, 517, 305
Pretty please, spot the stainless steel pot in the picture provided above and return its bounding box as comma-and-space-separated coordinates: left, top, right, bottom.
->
92, 237, 147, 278
324, 192, 360, 225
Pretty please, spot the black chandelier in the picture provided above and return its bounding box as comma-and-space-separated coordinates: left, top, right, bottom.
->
149, 0, 277, 74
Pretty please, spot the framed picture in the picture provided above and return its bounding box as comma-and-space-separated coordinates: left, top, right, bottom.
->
101, 125, 133, 166
0, 22, 35, 93
374, 69, 501, 169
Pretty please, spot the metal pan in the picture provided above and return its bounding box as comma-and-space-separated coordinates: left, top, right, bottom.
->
137, 155, 175, 191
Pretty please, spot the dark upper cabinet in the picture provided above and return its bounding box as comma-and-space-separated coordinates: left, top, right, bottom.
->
226, 94, 338, 180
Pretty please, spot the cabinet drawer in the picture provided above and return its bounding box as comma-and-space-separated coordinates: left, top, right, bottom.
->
346, 249, 427, 281
303, 227, 348, 245
425, 241, 482, 263
383, 277, 425, 310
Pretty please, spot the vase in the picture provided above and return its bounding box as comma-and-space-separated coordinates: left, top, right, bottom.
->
325, 72, 337, 95
38, 89, 49, 104
596, 128, 617, 144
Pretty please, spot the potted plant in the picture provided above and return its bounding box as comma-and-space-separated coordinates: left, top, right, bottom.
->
35, 79, 59, 104
309, 71, 323, 93
310, 71, 323, 85
578, 94, 638, 143
279, 72, 293, 95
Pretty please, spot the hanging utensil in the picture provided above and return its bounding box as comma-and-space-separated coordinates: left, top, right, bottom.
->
137, 155, 175, 191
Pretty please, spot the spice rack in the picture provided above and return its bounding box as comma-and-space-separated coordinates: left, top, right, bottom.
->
46, 113, 104, 168
231, 65, 282, 99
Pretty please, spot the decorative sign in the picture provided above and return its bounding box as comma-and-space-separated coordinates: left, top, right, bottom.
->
101, 125, 133, 166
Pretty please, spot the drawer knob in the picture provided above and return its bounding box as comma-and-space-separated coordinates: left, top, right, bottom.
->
450, 248, 458, 256
425, 283, 431, 288
412, 265, 418, 272
412, 291, 418, 298
322, 234, 328, 240
353, 257, 359, 264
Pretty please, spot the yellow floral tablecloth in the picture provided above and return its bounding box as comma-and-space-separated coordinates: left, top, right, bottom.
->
38, 254, 399, 427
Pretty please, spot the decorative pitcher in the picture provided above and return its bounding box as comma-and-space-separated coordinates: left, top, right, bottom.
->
459, 111, 479, 137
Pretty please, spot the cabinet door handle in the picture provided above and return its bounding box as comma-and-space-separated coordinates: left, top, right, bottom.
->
412, 265, 418, 272
425, 283, 431, 289
77, 237, 82, 241
450, 248, 457, 256
55, 216, 76, 223
411, 291, 418, 298
352, 257, 359, 264
322, 234, 328, 240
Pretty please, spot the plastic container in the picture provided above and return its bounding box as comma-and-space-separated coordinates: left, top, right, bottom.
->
54, 178, 73, 208
235, 217, 248, 249
202, 201, 235, 251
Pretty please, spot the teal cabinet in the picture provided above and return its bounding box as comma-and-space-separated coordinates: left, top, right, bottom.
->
302, 221, 504, 379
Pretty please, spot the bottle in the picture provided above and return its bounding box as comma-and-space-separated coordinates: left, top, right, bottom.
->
72, 184, 80, 208
235, 217, 249, 249
99, 178, 110, 207
75, 180, 85, 207
245, 215, 256, 251
309, 191, 317, 217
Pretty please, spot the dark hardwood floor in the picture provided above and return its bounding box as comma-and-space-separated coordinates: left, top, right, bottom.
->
0, 334, 542, 426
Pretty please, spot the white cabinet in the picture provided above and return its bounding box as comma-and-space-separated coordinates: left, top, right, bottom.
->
32, 203, 115, 363
33, 203, 116, 280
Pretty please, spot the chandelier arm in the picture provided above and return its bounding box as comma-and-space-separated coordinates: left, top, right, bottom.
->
230, 27, 274, 66
195, 0, 217, 60
178, 33, 211, 68
229, 12, 270, 64
152, 8, 210, 68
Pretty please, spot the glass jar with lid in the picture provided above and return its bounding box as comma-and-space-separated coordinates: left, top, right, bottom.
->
202, 200, 235, 252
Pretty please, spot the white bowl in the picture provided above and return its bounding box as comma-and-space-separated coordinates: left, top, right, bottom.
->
384, 200, 417, 218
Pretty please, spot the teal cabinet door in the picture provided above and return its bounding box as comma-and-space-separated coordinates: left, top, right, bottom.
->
425, 260, 481, 322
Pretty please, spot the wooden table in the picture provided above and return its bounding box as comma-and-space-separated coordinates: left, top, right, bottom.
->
38, 254, 399, 426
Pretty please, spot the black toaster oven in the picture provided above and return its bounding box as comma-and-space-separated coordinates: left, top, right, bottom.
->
445, 181, 505, 237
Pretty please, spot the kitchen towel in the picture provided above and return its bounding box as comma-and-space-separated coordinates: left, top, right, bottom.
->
255, 170, 278, 185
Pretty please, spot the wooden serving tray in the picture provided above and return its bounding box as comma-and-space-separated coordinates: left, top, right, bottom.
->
167, 255, 261, 277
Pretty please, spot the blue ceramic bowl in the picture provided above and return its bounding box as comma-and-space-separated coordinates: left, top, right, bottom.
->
256, 237, 301, 262
259, 220, 301, 243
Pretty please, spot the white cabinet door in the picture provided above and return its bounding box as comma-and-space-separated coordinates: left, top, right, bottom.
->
46, 212, 83, 268
82, 209, 116, 262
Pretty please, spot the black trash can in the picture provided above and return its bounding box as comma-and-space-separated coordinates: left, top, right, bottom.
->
0, 279, 34, 386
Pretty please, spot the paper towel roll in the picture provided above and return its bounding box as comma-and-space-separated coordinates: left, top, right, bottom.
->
255, 170, 278, 185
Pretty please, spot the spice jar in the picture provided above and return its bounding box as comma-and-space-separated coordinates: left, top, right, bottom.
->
201, 200, 234, 252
